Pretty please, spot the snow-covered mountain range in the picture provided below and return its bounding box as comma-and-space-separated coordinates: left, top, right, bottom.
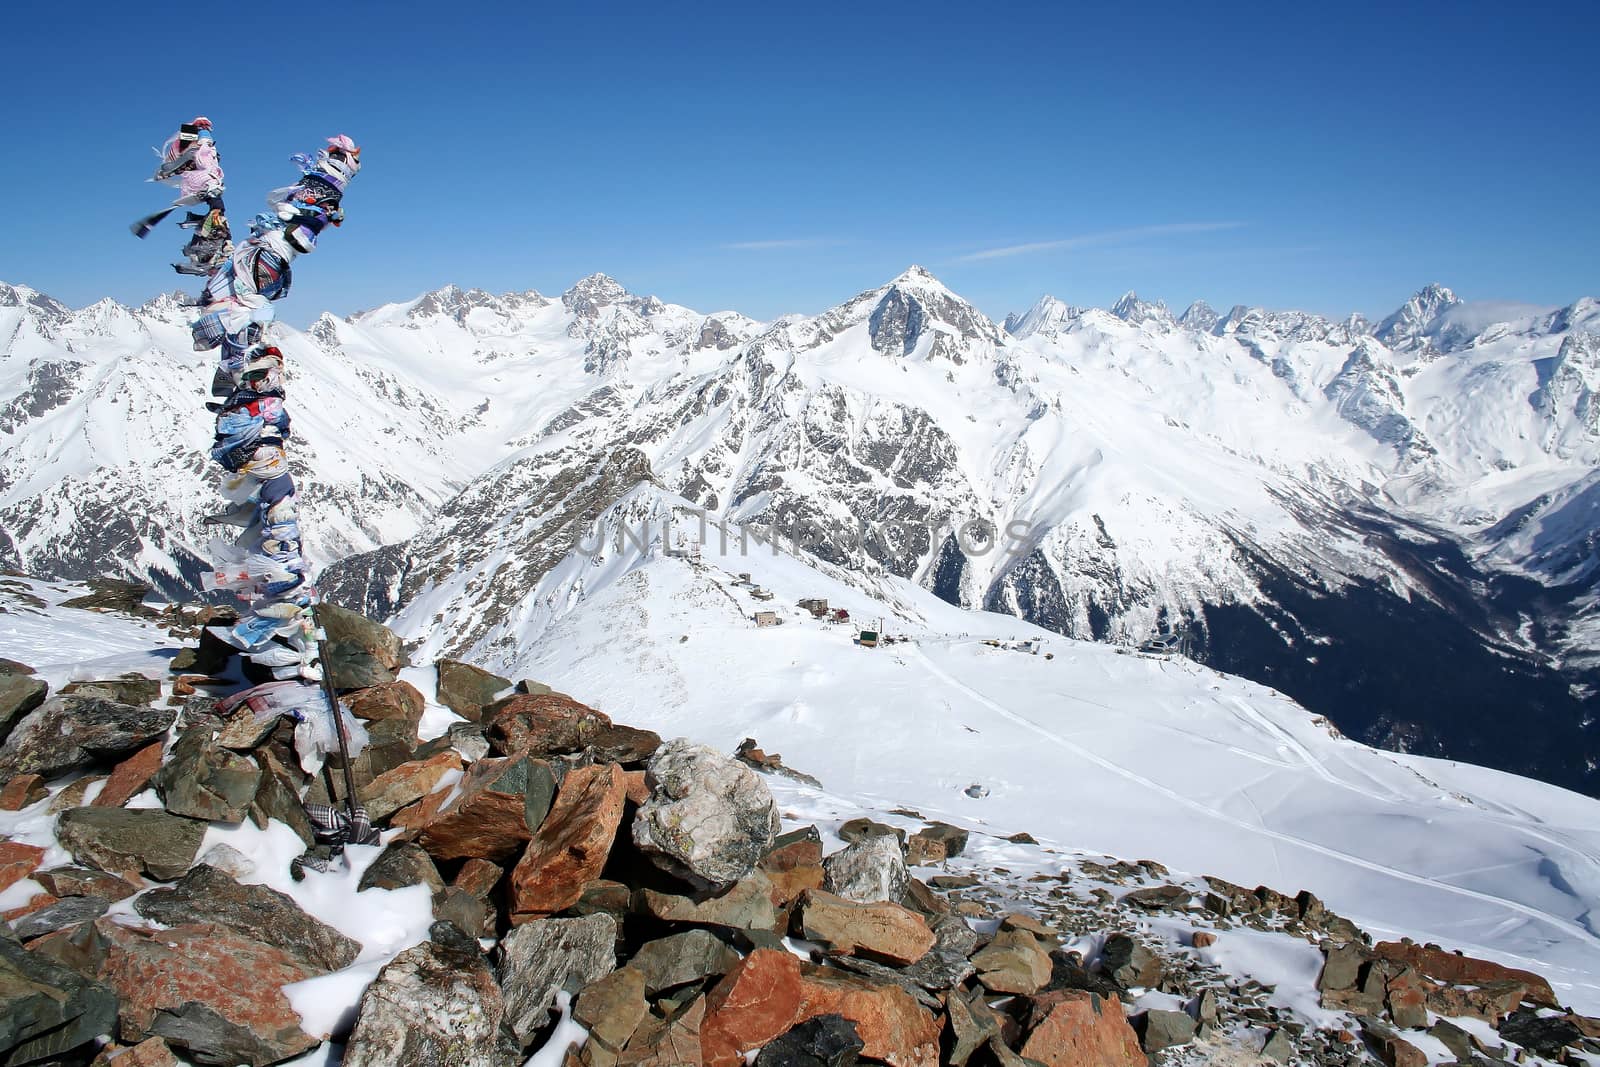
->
1, 270, 1596, 792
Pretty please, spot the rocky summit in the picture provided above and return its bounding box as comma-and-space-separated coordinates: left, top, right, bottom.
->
1, 589, 1599, 1066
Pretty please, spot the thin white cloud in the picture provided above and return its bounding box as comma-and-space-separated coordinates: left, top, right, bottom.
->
721, 238, 844, 251
956, 222, 1246, 262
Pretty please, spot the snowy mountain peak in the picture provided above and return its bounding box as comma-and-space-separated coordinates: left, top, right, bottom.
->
562, 272, 633, 317
404, 284, 516, 323
0, 282, 72, 328
1178, 299, 1220, 332
1005, 295, 1082, 339
1547, 296, 1600, 336
1110, 290, 1176, 329
136, 290, 194, 321
865, 266, 1002, 361
888, 264, 948, 291
1376, 283, 1463, 351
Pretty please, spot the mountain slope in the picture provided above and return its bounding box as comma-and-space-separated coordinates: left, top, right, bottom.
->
4, 271, 1598, 791
360, 511, 1600, 1013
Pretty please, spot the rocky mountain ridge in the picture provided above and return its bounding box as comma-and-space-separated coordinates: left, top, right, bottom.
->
2, 271, 1598, 791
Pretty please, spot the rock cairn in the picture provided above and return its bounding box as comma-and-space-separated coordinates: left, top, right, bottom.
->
2, 601, 1599, 1065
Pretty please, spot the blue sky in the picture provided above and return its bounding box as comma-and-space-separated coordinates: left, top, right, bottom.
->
2, 1, 1595, 326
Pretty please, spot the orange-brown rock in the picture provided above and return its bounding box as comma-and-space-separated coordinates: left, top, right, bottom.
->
1424, 979, 1528, 1024
761, 827, 824, 873
1374, 941, 1556, 1007
0, 773, 47, 810
510, 762, 626, 922
800, 890, 934, 965
343, 681, 426, 733
1364, 1024, 1427, 1067
487, 692, 660, 764
622, 769, 649, 806
0, 839, 45, 893
1385, 966, 1428, 1029
792, 966, 940, 1067
700, 948, 803, 1067
1191, 931, 1217, 948
760, 828, 825, 908
905, 835, 946, 866
766, 865, 825, 909
453, 857, 504, 898
412, 755, 555, 862
1019, 991, 1144, 1067
618, 993, 706, 1067
639, 873, 779, 932
359, 750, 461, 821
96, 918, 320, 1063
89, 1036, 182, 1067
93, 741, 166, 808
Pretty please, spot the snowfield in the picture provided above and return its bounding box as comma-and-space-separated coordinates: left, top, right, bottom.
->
390, 509, 1600, 1014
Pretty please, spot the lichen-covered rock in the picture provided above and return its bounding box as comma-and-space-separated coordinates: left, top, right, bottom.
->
1099, 932, 1161, 990
134, 864, 361, 972
486, 692, 660, 764
343, 922, 521, 1067
497, 913, 617, 1046
632, 739, 779, 891
61, 675, 161, 706
628, 929, 741, 995
317, 603, 407, 689
56, 807, 205, 881
359, 842, 446, 895
638, 872, 780, 933
151, 730, 261, 822
572, 966, 650, 1061
971, 929, 1052, 995
96, 919, 322, 1065
800, 891, 935, 967
822, 834, 908, 905
900, 913, 978, 991
0, 695, 175, 783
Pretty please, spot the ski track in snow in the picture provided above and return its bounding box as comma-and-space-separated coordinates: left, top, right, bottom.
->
910, 643, 1598, 954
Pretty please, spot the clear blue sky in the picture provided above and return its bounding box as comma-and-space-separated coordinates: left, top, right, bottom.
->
3, 1, 1595, 326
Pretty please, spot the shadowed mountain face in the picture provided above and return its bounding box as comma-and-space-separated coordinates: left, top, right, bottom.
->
3, 272, 1598, 792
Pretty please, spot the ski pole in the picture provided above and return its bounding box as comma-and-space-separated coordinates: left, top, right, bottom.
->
309, 602, 362, 835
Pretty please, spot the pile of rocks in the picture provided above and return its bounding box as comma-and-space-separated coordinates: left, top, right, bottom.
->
1318, 938, 1600, 1066
4, 601, 1600, 1067
0, 612, 1142, 1067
